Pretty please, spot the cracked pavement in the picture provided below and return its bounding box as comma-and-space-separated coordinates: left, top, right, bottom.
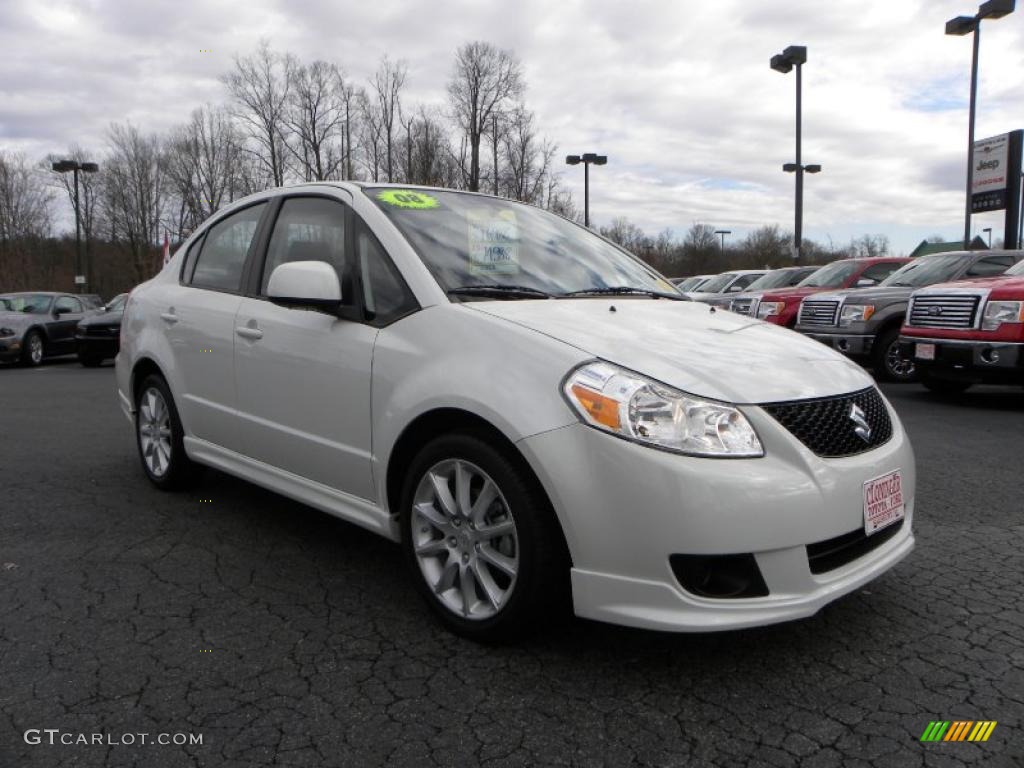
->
0, 360, 1021, 767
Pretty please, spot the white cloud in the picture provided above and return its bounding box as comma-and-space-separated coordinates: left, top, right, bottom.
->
2, 0, 1021, 252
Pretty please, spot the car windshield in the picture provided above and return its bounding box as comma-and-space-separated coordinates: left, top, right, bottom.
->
3, 294, 52, 314
693, 272, 738, 294
746, 269, 803, 291
673, 277, 701, 291
1005, 260, 1024, 276
880, 253, 966, 288
368, 188, 674, 298
106, 294, 128, 311
797, 260, 860, 288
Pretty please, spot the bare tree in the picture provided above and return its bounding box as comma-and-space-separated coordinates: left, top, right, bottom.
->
222, 40, 292, 187
369, 55, 407, 182
340, 81, 363, 179
164, 105, 241, 236
285, 60, 347, 181
104, 123, 165, 282
447, 42, 524, 192
360, 91, 386, 183
0, 151, 52, 242
501, 106, 555, 204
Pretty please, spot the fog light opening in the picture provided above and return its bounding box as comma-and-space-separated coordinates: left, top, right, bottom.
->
837, 339, 849, 352
980, 348, 1000, 364
669, 553, 769, 599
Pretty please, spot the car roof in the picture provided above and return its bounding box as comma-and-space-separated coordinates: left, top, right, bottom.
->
0, 291, 65, 297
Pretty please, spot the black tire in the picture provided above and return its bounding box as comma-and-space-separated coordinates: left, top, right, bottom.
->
399, 432, 569, 641
78, 352, 104, 367
134, 374, 201, 490
872, 326, 918, 382
20, 330, 44, 367
922, 376, 971, 395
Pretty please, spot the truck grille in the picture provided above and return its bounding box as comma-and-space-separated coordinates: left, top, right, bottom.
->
798, 299, 840, 327
731, 297, 757, 316
761, 387, 893, 458
907, 294, 980, 330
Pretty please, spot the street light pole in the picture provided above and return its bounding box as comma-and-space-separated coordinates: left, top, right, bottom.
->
565, 153, 608, 227
714, 229, 731, 252
52, 159, 100, 293
946, 0, 1016, 249
983, 227, 993, 247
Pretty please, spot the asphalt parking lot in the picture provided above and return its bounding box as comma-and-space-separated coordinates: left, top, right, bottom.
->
0, 360, 1021, 768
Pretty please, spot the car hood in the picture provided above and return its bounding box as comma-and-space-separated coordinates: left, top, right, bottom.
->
811, 286, 913, 304
915, 275, 1024, 293
468, 299, 874, 404
758, 286, 835, 302
0, 311, 34, 329
79, 309, 123, 326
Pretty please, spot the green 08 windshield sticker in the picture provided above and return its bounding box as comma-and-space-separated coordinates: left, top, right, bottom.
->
376, 190, 440, 209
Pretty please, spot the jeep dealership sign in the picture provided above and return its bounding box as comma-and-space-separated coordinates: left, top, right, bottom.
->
971, 134, 1010, 212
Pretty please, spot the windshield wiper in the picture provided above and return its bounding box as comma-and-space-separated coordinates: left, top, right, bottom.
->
559, 286, 687, 301
448, 285, 553, 300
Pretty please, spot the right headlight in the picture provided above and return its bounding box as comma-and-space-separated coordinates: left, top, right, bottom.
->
563, 361, 764, 457
981, 300, 1024, 331
839, 304, 875, 326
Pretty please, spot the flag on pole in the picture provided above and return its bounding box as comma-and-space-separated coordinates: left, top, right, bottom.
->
162, 231, 170, 267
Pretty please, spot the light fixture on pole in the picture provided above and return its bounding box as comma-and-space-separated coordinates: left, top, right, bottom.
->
714, 229, 731, 252
771, 45, 822, 262
946, 0, 1016, 249
52, 159, 100, 293
566, 153, 607, 227
982, 227, 993, 247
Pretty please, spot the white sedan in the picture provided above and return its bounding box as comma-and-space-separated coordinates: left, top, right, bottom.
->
116, 183, 915, 640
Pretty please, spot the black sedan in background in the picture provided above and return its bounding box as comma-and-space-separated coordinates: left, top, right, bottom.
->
75, 293, 127, 366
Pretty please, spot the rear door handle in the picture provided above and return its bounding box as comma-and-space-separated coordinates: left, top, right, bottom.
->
236, 326, 263, 340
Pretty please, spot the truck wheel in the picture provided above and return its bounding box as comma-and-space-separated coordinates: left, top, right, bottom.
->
922, 376, 971, 395
873, 327, 918, 382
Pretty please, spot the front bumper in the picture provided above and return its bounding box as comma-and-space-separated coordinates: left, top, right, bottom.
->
899, 336, 1024, 384
801, 331, 874, 357
0, 336, 21, 360
517, 401, 915, 632
75, 335, 120, 359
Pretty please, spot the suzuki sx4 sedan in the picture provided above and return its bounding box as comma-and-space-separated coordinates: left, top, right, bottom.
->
116, 184, 914, 640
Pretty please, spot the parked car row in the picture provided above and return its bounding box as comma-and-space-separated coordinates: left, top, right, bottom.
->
674, 248, 1024, 388
0, 292, 127, 367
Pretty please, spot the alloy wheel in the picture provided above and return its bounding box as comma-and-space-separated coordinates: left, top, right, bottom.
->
885, 340, 915, 380
411, 459, 519, 621
28, 334, 43, 364
138, 387, 172, 477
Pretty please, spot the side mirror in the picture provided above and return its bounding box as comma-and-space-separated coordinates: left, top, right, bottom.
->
856, 278, 876, 287
267, 261, 344, 313
54, 306, 71, 316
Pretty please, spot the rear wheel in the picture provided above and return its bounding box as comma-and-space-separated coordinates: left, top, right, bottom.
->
400, 432, 568, 641
922, 376, 971, 395
20, 331, 44, 366
135, 374, 201, 490
873, 327, 917, 382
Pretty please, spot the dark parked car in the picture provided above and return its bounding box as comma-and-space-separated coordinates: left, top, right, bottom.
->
75, 293, 128, 366
0, 292, 92, 366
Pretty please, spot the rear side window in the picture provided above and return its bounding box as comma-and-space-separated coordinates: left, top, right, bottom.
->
190, 203, 266, 292
965, 255, 1014, 277
261, 197, 348, 294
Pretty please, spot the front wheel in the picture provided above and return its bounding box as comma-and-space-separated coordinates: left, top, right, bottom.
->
135, 374, 201, 490
21, 331, 44, 366
400, 433, 568, 641
873, 328, 918, 382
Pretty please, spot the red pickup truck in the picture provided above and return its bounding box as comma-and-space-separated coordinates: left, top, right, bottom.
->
736, 257, 909, 327
899, 255, 1024, 392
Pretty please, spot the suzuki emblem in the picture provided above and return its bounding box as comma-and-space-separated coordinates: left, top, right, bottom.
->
849, 403, 872, 442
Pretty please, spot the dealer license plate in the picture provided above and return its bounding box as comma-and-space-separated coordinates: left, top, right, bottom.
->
863, 470, 905, 535
915, 343, 936, 361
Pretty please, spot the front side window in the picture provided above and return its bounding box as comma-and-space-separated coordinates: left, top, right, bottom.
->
54, 296, 82, 314
368, 188, 673, 297
261, 197, 348, 295
191, 203, 266, 292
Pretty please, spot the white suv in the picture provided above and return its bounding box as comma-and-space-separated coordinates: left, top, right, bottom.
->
116, 183, 915, 640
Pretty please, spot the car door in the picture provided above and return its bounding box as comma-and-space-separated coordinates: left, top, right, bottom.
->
161, 201, 268, 449
50, 295, 86, 352
233, 193, 417, 501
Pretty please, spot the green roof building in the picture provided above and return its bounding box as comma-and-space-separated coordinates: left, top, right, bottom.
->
908, 236, 988, 258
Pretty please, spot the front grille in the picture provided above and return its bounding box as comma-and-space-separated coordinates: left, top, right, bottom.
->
761, 387, 893, 458
908, 294, 980, 329
732, 297, 757, 316
799, 299, 840, 327
807, 520, 904, 574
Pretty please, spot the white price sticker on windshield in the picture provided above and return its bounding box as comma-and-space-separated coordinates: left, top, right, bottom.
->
468, 210, 519, 275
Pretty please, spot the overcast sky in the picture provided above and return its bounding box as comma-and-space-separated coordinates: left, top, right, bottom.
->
2, 0, 1022, 254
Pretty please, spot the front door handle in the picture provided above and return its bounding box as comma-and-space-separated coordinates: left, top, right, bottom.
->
236, 326, 263, 341
160, 309, 178, 324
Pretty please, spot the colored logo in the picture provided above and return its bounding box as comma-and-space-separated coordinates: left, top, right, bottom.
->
849, 403, 872, 442
376, 190, 440, 209
920, 721, 997, 742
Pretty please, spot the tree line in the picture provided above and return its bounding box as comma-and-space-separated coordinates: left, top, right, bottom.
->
0, 40, 575, 295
